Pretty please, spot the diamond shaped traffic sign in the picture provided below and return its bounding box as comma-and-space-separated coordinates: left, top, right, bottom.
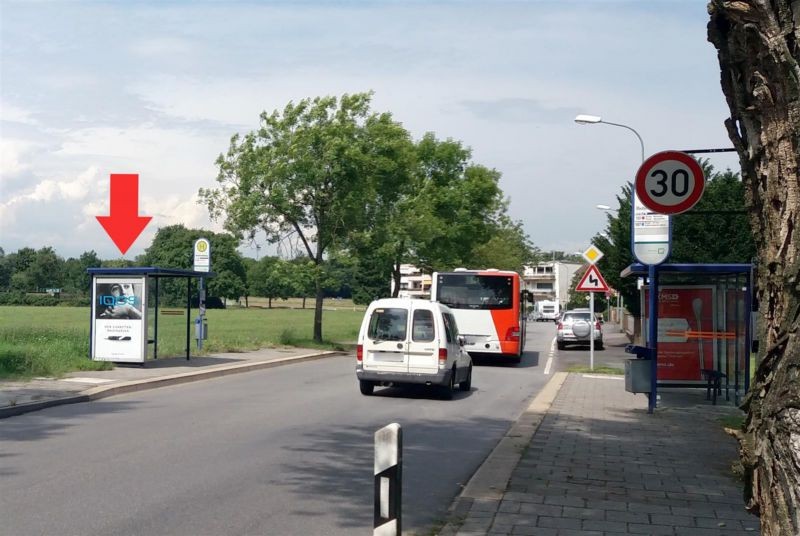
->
582, 245, 604, 265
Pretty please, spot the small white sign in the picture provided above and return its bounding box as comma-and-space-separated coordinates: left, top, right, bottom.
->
194, 238, 211, 272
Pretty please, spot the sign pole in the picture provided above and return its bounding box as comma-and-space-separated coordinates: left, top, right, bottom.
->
589, 291, 595, 371
648, 265, 659, 413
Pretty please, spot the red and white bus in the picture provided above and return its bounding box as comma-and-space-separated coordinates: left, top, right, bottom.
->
431, 269, 527, 362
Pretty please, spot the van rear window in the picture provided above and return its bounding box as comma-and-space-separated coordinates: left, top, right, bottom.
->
368, 308, 408, 341
412, 309, 435, 342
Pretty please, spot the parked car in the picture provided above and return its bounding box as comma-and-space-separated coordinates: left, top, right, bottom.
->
356, 298, 472, 398
556, 309, 603, 350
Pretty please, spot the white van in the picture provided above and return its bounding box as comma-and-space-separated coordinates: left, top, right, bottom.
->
356, 298, 473, 398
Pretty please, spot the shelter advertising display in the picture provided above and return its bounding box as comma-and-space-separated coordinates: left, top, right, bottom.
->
91, 276, 147, 362
643, 286, 716, 382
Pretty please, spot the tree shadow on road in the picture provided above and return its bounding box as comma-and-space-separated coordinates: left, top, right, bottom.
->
277, 414, 514, 533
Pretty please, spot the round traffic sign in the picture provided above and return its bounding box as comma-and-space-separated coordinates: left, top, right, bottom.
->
635, 151, 705, 215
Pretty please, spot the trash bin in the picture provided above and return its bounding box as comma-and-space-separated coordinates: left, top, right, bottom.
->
625, 359, 651, 393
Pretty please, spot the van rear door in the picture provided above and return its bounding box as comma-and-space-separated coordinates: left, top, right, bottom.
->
407, 303, 439, 374
362, 306, 409, 373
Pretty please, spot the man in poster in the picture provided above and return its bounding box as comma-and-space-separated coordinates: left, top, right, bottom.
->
92, 277, 146, 362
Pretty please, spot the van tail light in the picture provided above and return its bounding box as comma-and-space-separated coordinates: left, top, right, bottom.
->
505, 326, 521, 342
438, 348, 447, 366
556, 322, 563, 330
595, 321, 601, 331
356, 344, 363, 362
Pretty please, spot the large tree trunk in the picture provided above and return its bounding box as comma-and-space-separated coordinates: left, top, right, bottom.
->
313, 283, 324, 343
708, 2, 800, 534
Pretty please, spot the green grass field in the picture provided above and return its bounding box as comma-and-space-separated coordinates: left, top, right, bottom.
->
0, 305, 363, 380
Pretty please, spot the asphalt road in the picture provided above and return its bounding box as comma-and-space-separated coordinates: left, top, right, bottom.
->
1, 323, 558, 536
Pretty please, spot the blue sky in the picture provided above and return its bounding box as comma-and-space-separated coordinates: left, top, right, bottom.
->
0, 0, 740, 260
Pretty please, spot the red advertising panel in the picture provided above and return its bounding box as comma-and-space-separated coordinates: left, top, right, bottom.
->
643, 286, 715, 382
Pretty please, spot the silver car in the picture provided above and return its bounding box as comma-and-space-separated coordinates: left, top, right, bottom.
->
556, 310, 603, 350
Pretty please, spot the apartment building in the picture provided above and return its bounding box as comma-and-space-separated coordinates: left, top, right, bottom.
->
523, 261, 582, 310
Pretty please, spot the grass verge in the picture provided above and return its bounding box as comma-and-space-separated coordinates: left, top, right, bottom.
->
567, 365, 624, 375
0, 306, 362, 379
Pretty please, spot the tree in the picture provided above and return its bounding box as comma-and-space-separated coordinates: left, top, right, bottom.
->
63, 250, 102, 293
470, 215, 539, 273
708, 2, 800, 533
143, 225, 247, 306
287, 258, 318, 309
247, 256, 293, 308
201, 92, 412, 342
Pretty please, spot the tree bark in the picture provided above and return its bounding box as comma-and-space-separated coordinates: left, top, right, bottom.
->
708, 2, 800, 534
391, 259, 402, 298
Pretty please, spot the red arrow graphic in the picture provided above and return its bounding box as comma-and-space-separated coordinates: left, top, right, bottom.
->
96, 174, 152, 255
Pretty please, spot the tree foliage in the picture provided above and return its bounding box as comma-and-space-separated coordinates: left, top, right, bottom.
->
592, 161, 755, 317
201, 92, 416, 341
143, 224, 247, 305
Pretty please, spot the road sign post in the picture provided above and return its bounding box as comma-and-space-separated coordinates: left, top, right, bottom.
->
576, 256, 609, 372
633, 151, 704, 414
193, 238, 211, 350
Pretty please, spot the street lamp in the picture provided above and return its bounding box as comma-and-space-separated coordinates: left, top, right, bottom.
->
575, 113, 659, 413
574, 114, 645, 162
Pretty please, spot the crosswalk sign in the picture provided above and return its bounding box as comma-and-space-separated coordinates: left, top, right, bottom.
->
576, 265, 610, 292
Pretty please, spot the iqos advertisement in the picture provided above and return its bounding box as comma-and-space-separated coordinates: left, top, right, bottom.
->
91, 276, 147, 362
643, 286, 716, 382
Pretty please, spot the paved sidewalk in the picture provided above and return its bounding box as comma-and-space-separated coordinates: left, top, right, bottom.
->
0, 347, 338, 418
449, 374, 760, 536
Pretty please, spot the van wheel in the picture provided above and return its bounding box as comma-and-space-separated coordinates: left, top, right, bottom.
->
441, 369, 455, 400
359, 380, 374, 396
459, 364, 473, 391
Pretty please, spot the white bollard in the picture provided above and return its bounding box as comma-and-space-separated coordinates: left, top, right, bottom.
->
374, 423, 402, 536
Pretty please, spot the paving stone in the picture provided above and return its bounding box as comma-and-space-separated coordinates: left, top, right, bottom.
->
650, 514, 694, 527
605, 510, 649, 524
536, 515, 581, 530
561, 506, 605, 520
628, 522, 676, 534
581, 519, 627, 532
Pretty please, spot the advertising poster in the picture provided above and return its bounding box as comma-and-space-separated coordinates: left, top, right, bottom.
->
92, 276, 147, 362
643, 286, 716, 382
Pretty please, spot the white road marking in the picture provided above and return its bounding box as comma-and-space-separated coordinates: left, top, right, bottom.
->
581, 374, 624, 381
544, 336, 557, 375
61, 377, 115, 384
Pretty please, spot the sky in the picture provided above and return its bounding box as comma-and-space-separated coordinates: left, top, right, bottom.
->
0, 0, 741, 261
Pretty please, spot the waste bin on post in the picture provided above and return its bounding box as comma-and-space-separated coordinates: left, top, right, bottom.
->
624, 345, 652, 393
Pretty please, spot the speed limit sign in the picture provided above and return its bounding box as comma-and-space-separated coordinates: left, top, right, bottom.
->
635, 151, 705, 215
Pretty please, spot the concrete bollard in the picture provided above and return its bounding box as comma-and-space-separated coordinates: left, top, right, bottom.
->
374, 423, 402, 536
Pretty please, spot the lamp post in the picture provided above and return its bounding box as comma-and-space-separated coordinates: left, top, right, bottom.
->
575, 114, 659, 414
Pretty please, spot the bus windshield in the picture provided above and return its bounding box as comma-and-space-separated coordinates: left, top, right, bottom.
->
436, 274, 513, 310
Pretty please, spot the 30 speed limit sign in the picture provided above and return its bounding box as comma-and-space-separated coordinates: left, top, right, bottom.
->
635, 151, 706, 215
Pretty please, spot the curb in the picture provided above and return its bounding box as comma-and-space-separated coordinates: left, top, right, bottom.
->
0, 350, 342, 419
438, 371, 569, 535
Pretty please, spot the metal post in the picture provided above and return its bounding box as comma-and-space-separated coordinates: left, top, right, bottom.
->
589, 291, 595, 371
154, 276, 159, 360
197, 277, 206, 351
374, 423, 402, 536
186, 277, 191, 360
648, 265, 659, 413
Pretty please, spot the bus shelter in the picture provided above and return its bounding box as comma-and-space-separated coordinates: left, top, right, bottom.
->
621, 263, 753, 405
87, 267, 214, 364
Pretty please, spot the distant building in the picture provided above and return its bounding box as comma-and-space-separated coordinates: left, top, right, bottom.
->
391, 264, 432, 299
523, 261, 582, 310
